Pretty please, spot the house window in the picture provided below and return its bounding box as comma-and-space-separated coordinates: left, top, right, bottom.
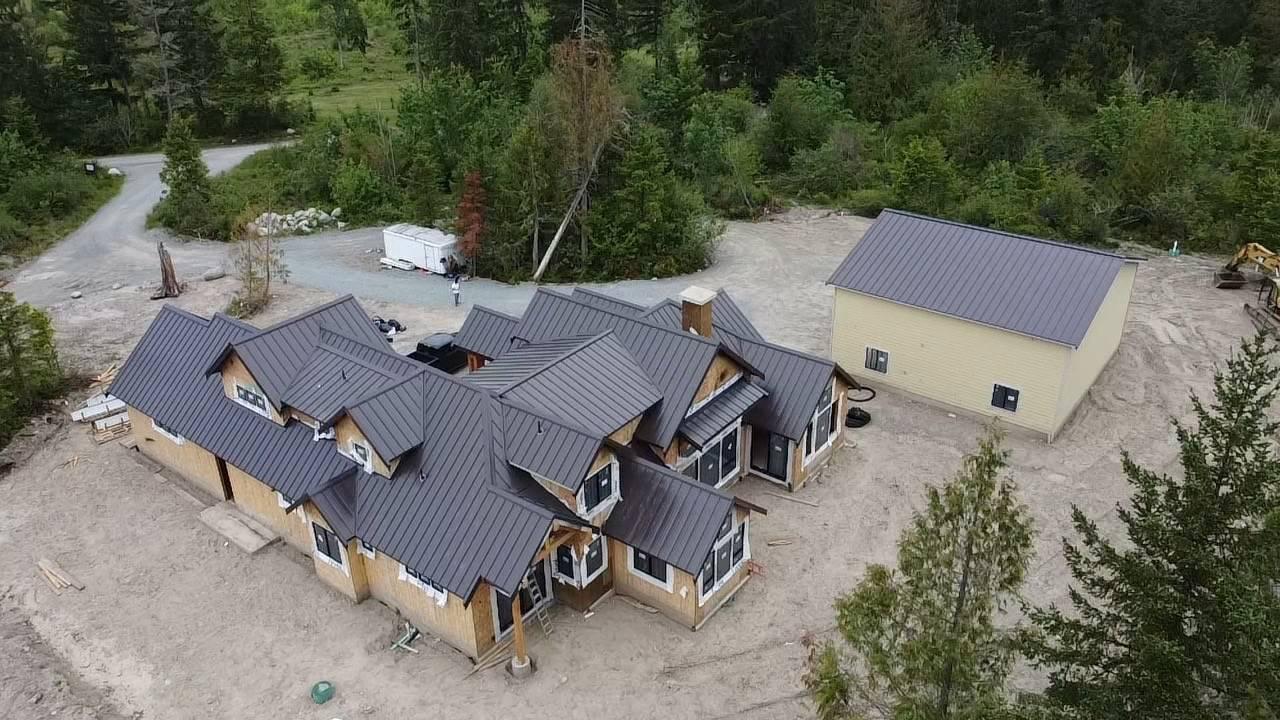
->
402, 564, 447, 605
312, 523, 344, 570
276, 491, 292, 509
630, 547, 671, 591
151, 418, 185, 444
348, 440, 372, 471
699, 513, 750, 604
555, 545, 576, 581
991, 384, 1020, 412
234, 383, 269, 417
864, 347, 889, 374
580, 462, 617, 515
677, 422, 742, 488
583, 536, 605, 580
358, 539, 376, 559
804, 380, 838, 464
554, 536, 609, 587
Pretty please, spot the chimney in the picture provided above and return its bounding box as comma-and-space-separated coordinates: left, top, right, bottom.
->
679, 286, 717, 336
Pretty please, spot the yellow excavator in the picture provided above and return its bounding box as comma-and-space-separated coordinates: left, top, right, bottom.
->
1214, 242, 1280, 333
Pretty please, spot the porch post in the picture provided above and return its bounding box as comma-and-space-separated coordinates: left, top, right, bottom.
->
509, 592, 534, 677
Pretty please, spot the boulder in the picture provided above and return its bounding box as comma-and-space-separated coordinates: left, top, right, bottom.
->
202, 267, 226, 281
107, 167, 123, 177
331, 207, 342, 218
337, 221, 348, 230
70, 291, 83, 299
318, 211, 332, 224
286, 128, 296, 135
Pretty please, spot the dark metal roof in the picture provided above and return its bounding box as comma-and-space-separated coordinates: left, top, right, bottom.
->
733, 336, 846, 441
680, 380, 769, 447
281, 341, 408, 424
311, 474, 358, 542
471, 333, 663, 437
213, 295, 395, 407
571, 287, 648, 315
826, 210, 1128, 348
604, 454, 736, 576
452, 305, 519, 359
511, 289, 725, 447
642, 290, 764, 341
501, 400, 603, 492
345, 373, 427, 461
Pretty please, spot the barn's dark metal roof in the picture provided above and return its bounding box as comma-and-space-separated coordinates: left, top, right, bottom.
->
681, 380, 769, 447
511, 289, 731, 447
827, 210, 1130, 348
453, 304, 520, 360
604, 453, 739, 576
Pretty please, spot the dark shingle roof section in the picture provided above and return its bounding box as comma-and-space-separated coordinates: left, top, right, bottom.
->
827, 210, 1127, 348
453, 305, 519, 360
681, 380, 769, 447
604, 455, 735, 575
218, 295, 394, 406
511, 289, 723, 447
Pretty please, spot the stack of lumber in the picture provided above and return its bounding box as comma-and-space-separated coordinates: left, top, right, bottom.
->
88, 363, 119, 391
37, 558, 84, 594
92, 413, 131, 443
70, 387, 131, 443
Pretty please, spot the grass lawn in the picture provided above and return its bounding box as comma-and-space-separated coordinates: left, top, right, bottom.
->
1, 175, 123, 269
282, 27, 412, 118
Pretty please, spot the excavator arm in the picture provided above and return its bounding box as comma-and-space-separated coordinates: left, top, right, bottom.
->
1215, 242, 1280, 288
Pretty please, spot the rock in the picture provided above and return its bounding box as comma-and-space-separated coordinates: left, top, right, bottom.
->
286, 128, 296, 135
107, 167, 123, 177
337, 221, 348, 230
318, 211, 332, 223
307, 207, 317, 215
111, 283, 122, 290
70, 291, 83, 299
202, 267, 226, 281
331, 207, 342, 218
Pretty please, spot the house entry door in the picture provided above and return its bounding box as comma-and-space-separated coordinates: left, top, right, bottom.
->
766, 434, 789, 480
751, 427, 789, 483
216, 457, 234, 501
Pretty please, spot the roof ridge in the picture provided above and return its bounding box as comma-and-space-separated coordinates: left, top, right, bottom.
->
732, 332, 833, 367
469, 304, 521, 322
573, 287, 647, 311
880, 209, 1128, 261
533, 288, 721, 348
312, 343, 406, 382
344, 367, 429, 413
317, 326, 422, 371
237, 293, 360, 343
498, 395, 602, 439
158, 303, 213, 327
495, 331, 614, 395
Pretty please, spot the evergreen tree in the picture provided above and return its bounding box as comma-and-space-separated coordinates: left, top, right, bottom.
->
390, 0, 428, 86
695, 0, 815, 98
1230, 132, 1280, 247
158, 115, 212, 235
892, 136, 958, 216
0, 291, 62, 440
1023, 335, 1280, 720
417, 0, 529, 80
216, 0, 285, 132
819, 0, 937, 122
311, 0, 368, 69
805, 429, 1033, 720
61, 0, 137, 108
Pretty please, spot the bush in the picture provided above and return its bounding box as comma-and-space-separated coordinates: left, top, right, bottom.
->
761, 73, 848, 170
780, 121, 871, 199
298, 50, 339, 81
891, 136, 958, 216
4, 168, 95, 223
0, 203, 25, 253
932, 63, 1051, 169
330, 159, 394, 221
840, 187, 896, 217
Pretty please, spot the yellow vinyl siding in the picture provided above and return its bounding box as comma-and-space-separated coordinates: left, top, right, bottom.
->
831, 289, 1070, 436
1054, 263, 1136, 433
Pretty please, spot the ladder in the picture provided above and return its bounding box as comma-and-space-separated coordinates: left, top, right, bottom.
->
523, 566, 554, 637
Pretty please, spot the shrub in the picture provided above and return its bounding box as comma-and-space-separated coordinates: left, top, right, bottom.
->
0, 203, 25, 254
932, 63, 1051, 169
761, 73, 848, 170
331, 159, 393, 221
840, 187, 896, 217
298, 50, 339, 81
781, 121, 870, 199
891, 136, 958, 216
3, 169, 95, 223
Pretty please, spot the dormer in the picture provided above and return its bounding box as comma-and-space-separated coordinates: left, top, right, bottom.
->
217, 349, 287, 425
331, 413, 399, 477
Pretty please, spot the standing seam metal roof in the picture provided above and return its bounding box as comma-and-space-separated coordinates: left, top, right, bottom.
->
452, 305, 519, 360
826, 210, 1128, 348
680, 380, 769, 447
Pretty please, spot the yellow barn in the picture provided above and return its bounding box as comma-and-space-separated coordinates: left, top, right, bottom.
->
827, 210, 1138, 440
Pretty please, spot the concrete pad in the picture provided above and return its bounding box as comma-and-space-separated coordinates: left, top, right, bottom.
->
198, 501, 279, 554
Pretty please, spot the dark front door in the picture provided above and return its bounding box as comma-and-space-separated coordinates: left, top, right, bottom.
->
216, 457, 233, 501
751, 428, 789, 482
495, 561, 549, 635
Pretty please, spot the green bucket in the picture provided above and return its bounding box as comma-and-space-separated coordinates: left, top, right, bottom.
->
310, 681, 335, 705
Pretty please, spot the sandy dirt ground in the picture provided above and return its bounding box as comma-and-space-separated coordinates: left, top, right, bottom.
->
0, 209, 1259, 720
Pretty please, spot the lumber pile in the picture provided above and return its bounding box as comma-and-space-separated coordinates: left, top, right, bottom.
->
88, 363, 119, 391
71, 383, 131, 443
37, 558, 84, 594
91, 412, 131, 443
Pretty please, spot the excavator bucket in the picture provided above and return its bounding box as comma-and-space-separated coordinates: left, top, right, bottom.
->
1214, 270, 1248, 289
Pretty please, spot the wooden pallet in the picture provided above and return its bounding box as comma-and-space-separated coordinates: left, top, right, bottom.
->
93, 420, 131, 444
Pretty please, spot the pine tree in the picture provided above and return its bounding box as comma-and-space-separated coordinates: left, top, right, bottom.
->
158, 115, 213, 236
456, 170, 488, 275
819, 0, 937, 122
805, 429, 1033, 720
61, 0, 138, 108
694, 0, 815, 98
311, 0, 368, 69
892, 136, 958, 216
389, 0, 428, 86
0, 291, 62, 439
216, 0, 285, 131
1023, 335, 1280, 720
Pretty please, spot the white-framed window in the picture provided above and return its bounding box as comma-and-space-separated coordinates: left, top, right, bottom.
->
151, 418, 185, 445
276, 491, 292, 509
628, 546, 673, 592
864, 346, 889, 374
677, 420, 742, 489
312, 522, 348, 575
400, 563, 447, 606
553, 536, 609, 587
234, 382, 271, 418
684, 372, 744, 417
344, 439, 373, 472
577, 459, 620, 517
803, 379, 839, 466
358, 539, 376, 559
697, 512, 750, 605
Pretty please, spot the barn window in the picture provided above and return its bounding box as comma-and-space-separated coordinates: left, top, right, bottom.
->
991, 384, 1020, 412
864, 347, 889, 373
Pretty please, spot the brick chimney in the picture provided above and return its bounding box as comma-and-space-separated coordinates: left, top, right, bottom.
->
679, 286, 717, 336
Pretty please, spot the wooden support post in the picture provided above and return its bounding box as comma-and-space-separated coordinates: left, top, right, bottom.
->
511, 593, 527, 663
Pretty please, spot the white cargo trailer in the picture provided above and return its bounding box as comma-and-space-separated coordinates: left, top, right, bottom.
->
382, 223, 460, 273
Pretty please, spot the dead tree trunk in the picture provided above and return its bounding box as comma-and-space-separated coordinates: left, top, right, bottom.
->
532, 144, 603, 283
153, 240, 181, 299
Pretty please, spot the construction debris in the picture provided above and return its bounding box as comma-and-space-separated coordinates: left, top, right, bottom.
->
57, 456, 85, 470
88, 364, 119, 391
37, 558, 84, 592
91, 413, 131, 443
619, 596, 660, 614
70, 393, 124, 423
391, 623, 420, 653
766, 539, 794, 547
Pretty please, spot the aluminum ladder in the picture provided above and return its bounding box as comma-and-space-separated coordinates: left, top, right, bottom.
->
523, 566, 553, 637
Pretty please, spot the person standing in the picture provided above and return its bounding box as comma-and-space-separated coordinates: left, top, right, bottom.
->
451, 278, 461, 307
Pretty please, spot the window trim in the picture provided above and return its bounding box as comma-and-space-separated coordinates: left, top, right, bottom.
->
345, 439, 374, 473
628, 546, 673, 592
233, 382, 271, 418
864, 346, 889, 374
276, 491, 292, 510
577, 457, 621, 517
698, 514, 750, 605
358, 539, 376, 559
151, 418, 185, 445
803, 378, 839, 467
991, 383, 1021, 413
399, 563, 447, 606
312, 522, 348, 576
553, 535, 610, 587
675, 420, 742, 489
